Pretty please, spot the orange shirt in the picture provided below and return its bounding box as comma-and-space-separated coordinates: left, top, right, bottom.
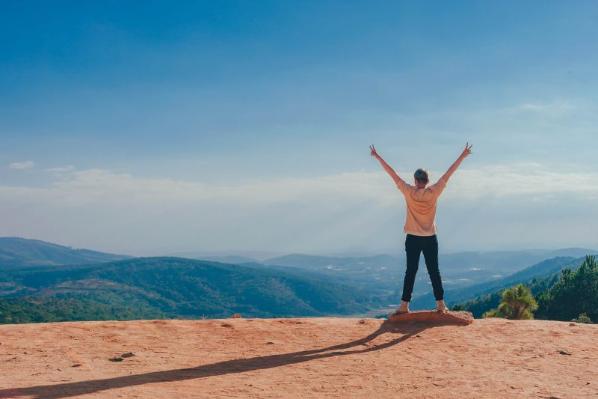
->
395, 177, 447, 236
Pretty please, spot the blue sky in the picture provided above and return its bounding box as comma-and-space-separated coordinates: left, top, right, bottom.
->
1, 1, 598, 255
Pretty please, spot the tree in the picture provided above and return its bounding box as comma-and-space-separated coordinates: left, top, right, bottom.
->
537, 255, 598, 322
483, 284, 538, 320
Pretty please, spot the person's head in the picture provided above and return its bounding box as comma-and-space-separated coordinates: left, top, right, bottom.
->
414, 168, 429, 188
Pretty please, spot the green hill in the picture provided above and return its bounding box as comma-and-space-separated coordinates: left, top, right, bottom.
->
0, 257, 378, 323
452, 256, 598, 321
412, 256, 579, 309
0, 237, 129, 269
451, 274, 559, 318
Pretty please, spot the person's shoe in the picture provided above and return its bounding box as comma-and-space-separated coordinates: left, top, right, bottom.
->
391, 300, 410, 316
436, 300, 449, 313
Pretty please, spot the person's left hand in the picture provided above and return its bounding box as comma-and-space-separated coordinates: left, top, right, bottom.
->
462, 142, 473, 158
370, 144, 380, 158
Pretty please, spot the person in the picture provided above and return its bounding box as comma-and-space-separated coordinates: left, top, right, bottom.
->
370, 142, 473, 314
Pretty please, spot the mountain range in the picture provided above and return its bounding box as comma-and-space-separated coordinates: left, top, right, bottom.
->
1, 237, 596, 322
0, 256, 378, 322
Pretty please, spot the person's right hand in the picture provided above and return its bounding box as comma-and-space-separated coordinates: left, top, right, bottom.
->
461, 142, 473, 158
370, 144, 380, 158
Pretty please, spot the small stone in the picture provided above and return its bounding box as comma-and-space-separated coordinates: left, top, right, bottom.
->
569, 323, 576, 326
109, 357, 124, 362
266, 341, 275, 345
558, 350, 572, 356
121, 352, 135, 358
72, 364, 82, 368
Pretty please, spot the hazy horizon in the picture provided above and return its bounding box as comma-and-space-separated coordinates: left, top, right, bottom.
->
157, 244, 598, 260
3, 235, 597, 261
2, 2, 598, 255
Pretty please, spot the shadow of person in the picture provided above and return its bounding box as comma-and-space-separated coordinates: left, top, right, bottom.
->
0, 318, 467, 399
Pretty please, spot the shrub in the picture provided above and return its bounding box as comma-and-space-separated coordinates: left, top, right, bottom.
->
571, 312, 592, 324
483, 284, 538, 320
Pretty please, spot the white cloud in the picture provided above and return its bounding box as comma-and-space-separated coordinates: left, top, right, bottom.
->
13, 162, 598, 203
0, 163, 597, 254
8, 161, 35, 170
516, 101, 574, 114
45, 165, 76, 174
444, 163, 598, 200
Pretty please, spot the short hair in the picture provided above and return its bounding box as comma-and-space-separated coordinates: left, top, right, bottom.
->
414, 168, 429, 183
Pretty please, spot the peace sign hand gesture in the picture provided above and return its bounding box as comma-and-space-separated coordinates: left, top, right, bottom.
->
461, 142, 473, 158
370, 144, 380, 159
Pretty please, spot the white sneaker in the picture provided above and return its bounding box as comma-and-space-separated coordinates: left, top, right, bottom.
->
436, 300, 449, 313
394, 300, 410, 315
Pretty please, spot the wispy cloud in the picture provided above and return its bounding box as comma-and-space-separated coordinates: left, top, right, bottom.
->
10, 163, 598, 205
515, 101, 575, 114
0, 163, 597, 254
445, 163, 598, 200
8, 161, 35, 170
45, 165, 76, 174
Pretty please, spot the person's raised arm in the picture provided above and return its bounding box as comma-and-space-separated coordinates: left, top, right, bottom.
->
370, 145, 408, 191
439, 142, 473, 183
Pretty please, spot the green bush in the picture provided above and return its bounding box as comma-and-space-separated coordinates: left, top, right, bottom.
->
571, 312, 592, 324
483, 284, 538, 320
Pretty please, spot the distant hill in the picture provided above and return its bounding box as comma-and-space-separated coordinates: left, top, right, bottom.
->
262, 254, 401, 296
193, 255, 258, 264
261, 249, 597, 300
0, 257, 378, 323
0, 237, 129, 269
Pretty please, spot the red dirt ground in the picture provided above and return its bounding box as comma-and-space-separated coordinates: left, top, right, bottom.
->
0, 315, 596, 398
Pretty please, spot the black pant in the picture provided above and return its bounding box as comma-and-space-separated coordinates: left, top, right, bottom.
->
401, 234, 444, 302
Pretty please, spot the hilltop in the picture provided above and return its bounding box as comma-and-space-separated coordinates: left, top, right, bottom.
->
0, 237, 129, 269
0, 317, 596, 398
